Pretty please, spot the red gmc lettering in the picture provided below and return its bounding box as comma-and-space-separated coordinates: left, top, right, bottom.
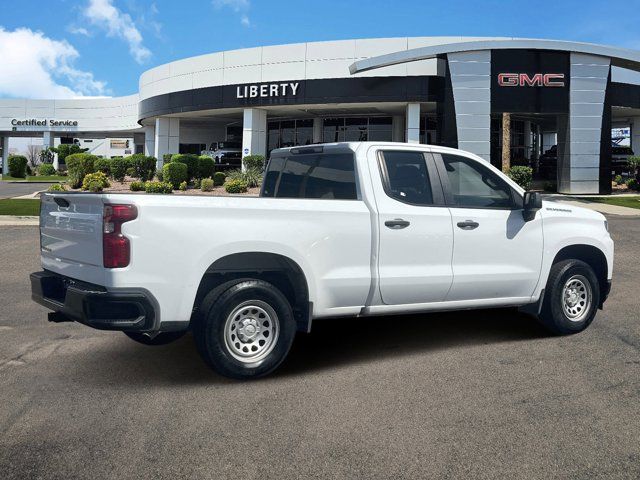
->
498, 73, 565, 87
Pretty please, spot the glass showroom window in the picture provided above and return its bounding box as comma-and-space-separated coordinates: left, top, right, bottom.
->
267, 119, 314, 153
322, 117, 393, 143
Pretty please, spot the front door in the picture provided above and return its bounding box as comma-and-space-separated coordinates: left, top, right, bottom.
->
370, 149, 454, 305
436, 152, 543, 302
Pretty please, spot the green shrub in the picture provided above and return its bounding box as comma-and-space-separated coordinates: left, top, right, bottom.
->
242, 154, 265, 172
47, 183, 67, 192
94, 158, 111, 176
507, 166, 533, 190
130, 181, 145, 191
201, 178, 214, 192
213, 171, 226, 186
7, 155, 28, 178
179, 180, 188, 191
226, 168, 262, 188
38, 163, 56, 176
26, 165, 33, 176
162, 153, 173, 164
156, 169, 163, 181
110, 157, 128, 182
198, 155, 215, 179
162, 161, 188, 189
628, 156, 640, 176
128, 154, 156, 181
53, 144, 88, 166
193, 178, 201, 189
81, 171, 110, 192
170, 154, 199, 181
144, 181, 173, 194
614, 174, 623, 185
125, 167, 136, 177
626, 178, 639, 190
66, 153, 97, 188
224, 179, 248, 193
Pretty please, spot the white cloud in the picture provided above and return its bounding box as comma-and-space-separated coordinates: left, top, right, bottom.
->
67, 25, 90, 36
83, 0, 151, 63
213, 0, 251, 27
0, 27, 108, 99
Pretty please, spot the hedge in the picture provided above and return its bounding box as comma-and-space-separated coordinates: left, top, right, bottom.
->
213, 171, 226, 186
198, 155, 215, 179
7, 155, 28, 178
94, 158, 111, 176
201, 178, 214, 192
144, 181, 173, 194
38, 163, 56, 176
507, 166, 533, 190
162, 161, 188, 189
66, 153, 97, 188
242, 155, 265, 171
110, 157, 129, 182
224, 179, 248, 193
128, 154, 156, 181
171, 154, 199, 181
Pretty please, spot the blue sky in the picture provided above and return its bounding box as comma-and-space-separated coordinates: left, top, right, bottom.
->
1, 0, 639, 98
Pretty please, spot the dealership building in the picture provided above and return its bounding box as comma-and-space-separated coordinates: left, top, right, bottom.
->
2, 36, 640, 194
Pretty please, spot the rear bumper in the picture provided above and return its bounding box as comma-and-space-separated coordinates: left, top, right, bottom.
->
30, 270, 157, 332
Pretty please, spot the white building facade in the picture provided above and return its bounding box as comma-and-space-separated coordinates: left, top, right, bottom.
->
3, 36, 640, 194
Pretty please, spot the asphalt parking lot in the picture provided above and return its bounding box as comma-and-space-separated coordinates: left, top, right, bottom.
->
0, 181, 53, 199
1, 218, 638, 479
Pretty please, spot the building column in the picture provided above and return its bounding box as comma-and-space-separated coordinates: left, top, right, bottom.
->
312, 117, 323, 143
143, 126, 155, 158
523, 121, 532, 160
392, 115, 405, 142
447, 51, 491, 162
406, 103, 420, 144
1, 137, 9, 176
559, 53, 611, 194
631, 118, 640, 156
154, 118, 180, 168
242, 108, 267, 164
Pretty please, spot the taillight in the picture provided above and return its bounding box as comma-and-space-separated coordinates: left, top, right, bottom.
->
103, 204, 137, 268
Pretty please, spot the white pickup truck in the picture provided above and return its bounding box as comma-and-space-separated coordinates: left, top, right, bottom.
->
31, 142, 614, 379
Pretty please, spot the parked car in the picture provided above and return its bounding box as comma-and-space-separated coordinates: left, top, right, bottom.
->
201, 141, 242, 169
31, 142, 614, 379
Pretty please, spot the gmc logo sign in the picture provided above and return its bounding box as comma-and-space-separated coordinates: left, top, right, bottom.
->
498, 73, 565, 87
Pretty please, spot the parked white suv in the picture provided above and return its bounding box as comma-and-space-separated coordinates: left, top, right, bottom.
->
31, 142, 613, 379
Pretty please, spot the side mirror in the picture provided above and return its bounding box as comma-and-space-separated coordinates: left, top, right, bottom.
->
523, 191, 542, 221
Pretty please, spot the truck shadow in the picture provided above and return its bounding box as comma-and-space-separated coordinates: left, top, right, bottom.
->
72, 308, 549, 386
277, 308, 549, 378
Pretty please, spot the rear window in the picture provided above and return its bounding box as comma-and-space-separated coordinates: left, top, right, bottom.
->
262, 153, 357, 200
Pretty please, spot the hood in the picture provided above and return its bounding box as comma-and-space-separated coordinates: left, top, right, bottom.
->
541, 200, 606, 222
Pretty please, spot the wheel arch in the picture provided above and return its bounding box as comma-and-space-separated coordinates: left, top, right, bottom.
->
551, 244, 609, 304
192, 252, 312, 332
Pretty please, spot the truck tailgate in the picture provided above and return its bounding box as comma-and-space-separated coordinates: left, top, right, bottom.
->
40, 193, 105, 283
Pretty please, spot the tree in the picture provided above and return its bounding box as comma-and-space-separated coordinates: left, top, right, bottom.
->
39, 147, 55, 164
501, 112, 511, 173
26, 144, 42, 167
52, 144, 88, 166
628, 156, 640, 181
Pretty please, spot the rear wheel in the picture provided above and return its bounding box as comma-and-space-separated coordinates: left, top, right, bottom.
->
124, 330, 186, 346
538, 259, 600, 335
194, 279, 296, 379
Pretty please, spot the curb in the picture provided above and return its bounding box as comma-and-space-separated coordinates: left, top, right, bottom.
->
0, 216, 39, 226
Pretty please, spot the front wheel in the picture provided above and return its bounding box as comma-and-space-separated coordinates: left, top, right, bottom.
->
538, 259, 600, 335
194, 279, 296, 379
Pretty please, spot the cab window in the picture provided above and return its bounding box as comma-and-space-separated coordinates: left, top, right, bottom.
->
441, 154, 515, 209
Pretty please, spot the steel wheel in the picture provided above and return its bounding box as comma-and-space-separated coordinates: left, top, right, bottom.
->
561, 274, 592, 322
223, 300, 279, 364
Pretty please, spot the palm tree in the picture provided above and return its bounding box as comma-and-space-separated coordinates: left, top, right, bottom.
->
501, 112, 511, 172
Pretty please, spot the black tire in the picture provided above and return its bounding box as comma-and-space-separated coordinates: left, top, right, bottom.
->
124, 330, 187, 346
538, 259, 600, 335
193, 279, 296, 380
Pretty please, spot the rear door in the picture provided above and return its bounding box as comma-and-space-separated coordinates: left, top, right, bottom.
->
40, 193, 106, 284
370, 148, 454, 305
434, 152, 543, 302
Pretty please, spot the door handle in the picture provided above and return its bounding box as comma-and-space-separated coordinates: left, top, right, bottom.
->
457, 220, 479, 230
385, 218, 410, 229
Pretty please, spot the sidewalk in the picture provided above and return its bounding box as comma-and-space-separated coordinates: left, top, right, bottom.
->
543, 194, 640, 216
